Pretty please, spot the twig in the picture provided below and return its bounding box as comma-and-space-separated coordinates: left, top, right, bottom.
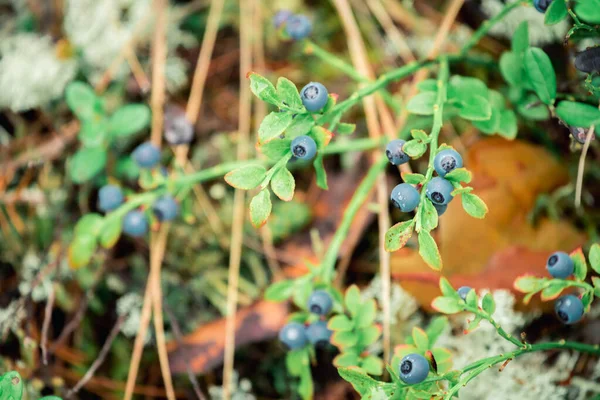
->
125, 46, 151, 93
575, 125, 595, 209
41, 284, 55, 365
165, 305, 207, 400
51, 296, 89, 351
150, 0, 168, 147
66, 316, 125, 398
365, 0, 416, 63
222, 0, 253, 397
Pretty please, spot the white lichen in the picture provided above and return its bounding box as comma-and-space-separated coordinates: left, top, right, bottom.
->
117, 293, 150, 344
208, 370, 256, 400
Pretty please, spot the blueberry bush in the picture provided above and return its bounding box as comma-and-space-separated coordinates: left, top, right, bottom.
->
2, 0, 600, 399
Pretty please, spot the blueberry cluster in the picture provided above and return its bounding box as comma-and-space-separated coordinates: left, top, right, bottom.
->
399, 353, 430, 385
97, 141, 180, 238
533, 0, 553, 13
544, 251, 585, 325
279, 290, 333, 349
273, 10, 312, 40
386, 143, 463, 216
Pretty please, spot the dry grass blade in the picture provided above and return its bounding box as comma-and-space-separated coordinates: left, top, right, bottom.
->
41, 284, 55, 365
575, 125, 596, 209
150, 0, 168, 147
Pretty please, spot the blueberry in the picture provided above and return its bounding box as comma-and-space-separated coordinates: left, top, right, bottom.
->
152, 195, 179, 222
164, 107, 194, 145
285, 14, 312, 40
399, 353, 429, 385
390, 183, 420, 212
132, 142, 161, 168
306, 320, 332, 346
291, 135, 317, 160
434, 203, 447, 216
123, 210, 149, 237
273, 10, 293, 28
279, 322, 308, 349
300, 82, 328, 112
574, 47, 600, 74
569, 126, 595, 144
457, 286, 472, 301
426, 177, 454, 206
545, 251, 574, 279
533, 0, 552, 12
555, 295, 584, 325
433, 149, 463, 177
98, 185, 124, 212
307, 290, 333, 315
386, 139, 410, 166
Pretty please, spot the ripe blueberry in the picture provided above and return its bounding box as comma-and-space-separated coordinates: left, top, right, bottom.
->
306, 320, 332, 346
273, 10, 293, 28
533, 0, 552, 12
426, 177, 454, 206
555, 295, 584, 325
434, 203, 447, 216
433, 149, 463, 177
132, 142, 161, 168
457, 286, 472, 301
279, 322, 308, 349
390, 183, 420, 212
152, 195, 179, 222
570, 126, 595, 144
98, 185, 124, 212
123, 210, 149, 237
546, 251, 574, 279
307, 290, 333, 315
291, 135, 317, 160
574, 47, 600, 74
164, 106, 194, 145
386, 139, 410, 166
300, 82, 329, 112
399, 353, 429, 385
285, 14, 312, 40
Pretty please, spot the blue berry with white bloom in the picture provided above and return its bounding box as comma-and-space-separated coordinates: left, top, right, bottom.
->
306, 320, 332, 346
152, 195, 179, 222
426, 177, 454, 206
285, 14, 312, 40
307, 290, 333, 315
132, 142, 161, 168
390, 183, 420, 212
546, 251, 574, 279
434, 149, 463, 177
279, 322, 308, 349
123, 211, 149, 237
399, 353, 429, 385
386, 139, 410, 166
98, 185, 124, 212
534, 0, 552, 13
300, 82, 329, 112
273, 10, 293, 28
457, 286, 472, 301
291, 135, 317, 160
555, 295, 584, 325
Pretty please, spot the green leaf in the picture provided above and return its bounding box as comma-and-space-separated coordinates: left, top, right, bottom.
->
65, 81, 98, 120
329, 315, 354, 331
574, 0, 600, 24
338, 367, 382, 396
249, 73, 279, 105
224, 165, 267, 190
449, 76, 488, 100
69, 147, 107, 183
264, 280, 294, 301
457, 94, 492, 121
589, 244, 600, 275
517, 95, 550, 121
540, 282, 568, 301
385, 220, 415, 252
461, 192, 488, 219
581, 290, 594, 312
417, 79, 437, 92
345, 285, 361, 316
276, 77, 303, 110
482, 293, 496, 315
259, 138, 291, 160
556, 101, 600, 128
497, 110, 518, 140
500, 52, 524, 87
402, 173, 426, 185
334, 352, 361, 367
545, 0, 568, 25
313, 154, 328, 190
258, 112, 294, 144
403, 140, 428, 158
99, 217, 122, 249
271, 167, 295, 201
355, 299, 377, 328
108, 104, 151, 138
451, 186, 473, 196
298, 368, 313, 400
444, 168, 472, 184
411, 129, 429, 141
418, 231, 442, 271
425, 316, 448, 346
286, 348, 309, 376
431, 296, 463, 314
286, 113, 315, 138
412, 327, 429, 351
407, 92, 436, 115
420, 198, 438, 232
332, 330, 359, 349
249, 189, 272, 228
337, 123, 356, 135
357, 325, 380, 347
439, 277, 457, 298
524, 48, 556, 105
511, 22, 529, 54
292, 277, 314, 309
473, 108, 500, 134
78, 119, 108, 147
571, 248, 588, 281
465, 288, 478, 308
361, 355, 384, 376
68, 234, 97, 269
0, 371, 24, 400
513, 275, 545, 293
592, 277, 600, 297
75, 213, 104, 237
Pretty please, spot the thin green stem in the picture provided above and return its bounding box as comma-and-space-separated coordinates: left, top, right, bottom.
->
464, 304, 524, 348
